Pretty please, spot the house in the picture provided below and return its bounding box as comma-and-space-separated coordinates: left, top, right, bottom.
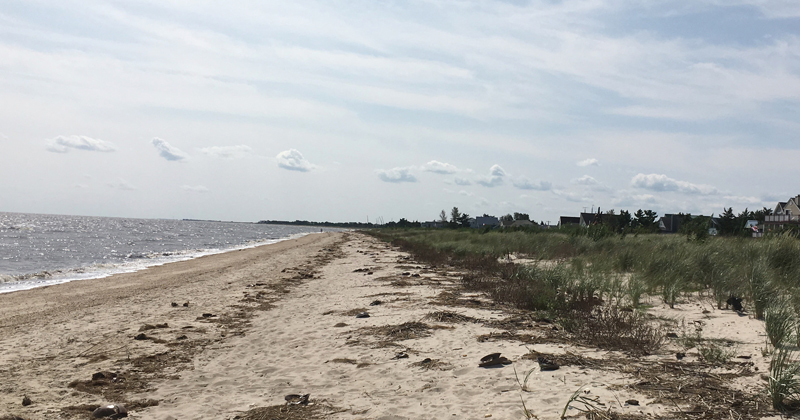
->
510, 219, 535, 228
470, 216, 500, 229
764, 195, 800, 231
579, 213, 598, 227
658, 214, 682, 233
558, 216, 580, 227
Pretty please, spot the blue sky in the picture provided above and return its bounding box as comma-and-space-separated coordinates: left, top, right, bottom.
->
1, 0, 799, 223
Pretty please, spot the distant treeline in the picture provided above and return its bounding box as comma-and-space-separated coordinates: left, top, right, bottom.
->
257, 220, 376, 228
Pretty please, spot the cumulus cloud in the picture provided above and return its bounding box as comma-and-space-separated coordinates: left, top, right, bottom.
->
199, 145, 252, 159
377, 167, 417, 183
276, 149, 315, 172
577, 158, 599, 167
423, 160, 458, 174
572, 175, 599, 185
631, 173, 718, 195
454, 177, 472, 186
476, 164, 506, 187
46, 135, 116, 153
107, 179, 136, 191
182, 185, 209, 193
513, 177, 552, 191
151, 138, 189, 161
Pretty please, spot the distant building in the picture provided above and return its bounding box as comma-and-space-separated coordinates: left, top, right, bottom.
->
658, 214, 682, 233
558, 216, 580, 227
579, 213, 598, 227
509, 219, 536, 228
470, 216, 500, 229
765, 195, 800, 231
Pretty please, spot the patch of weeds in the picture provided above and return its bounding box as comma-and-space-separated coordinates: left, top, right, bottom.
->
561, 306, 663, 355
698, 341, 737, 365
769, 344, 800, 410
239, 401, 343, 420
424, 311, 479, 323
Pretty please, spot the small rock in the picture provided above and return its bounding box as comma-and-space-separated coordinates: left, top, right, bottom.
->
369, 300, 382, 306
411, 273, 420, 277
170, 302, 178, 307
401, 272, 410, 276
625, 399, 640, 406
665, 332, 678, 338
393, 352, 409, 359
421, 358, 432, 364
284, 394, 310, 405
355, 312, 370, 318
22, 396, 31, 406
92, 403, 127, 418
176, 335, 188, 340
182, 302, 190, 307
133, 333, 149, 340
202, 313, 216, 318
676, 352, 686, 360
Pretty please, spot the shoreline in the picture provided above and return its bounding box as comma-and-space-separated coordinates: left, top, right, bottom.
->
0, 231, 323, 295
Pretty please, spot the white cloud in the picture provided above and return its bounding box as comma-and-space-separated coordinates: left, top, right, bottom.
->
572, 175, 598, 185
276, 149, 315, 172
631, 173, 718, 195
454, 177, 472, 186
476, 164, 506, 187
46, 135, 116, 153
151, 138, 189, 161
513, 177, 553, 191
423, 160, 459, 174
377, 167, 417, 183
577, 158, 599, 167
459, 190, 473, 197
199, 145, 252, 159
182, 185, 209, 193
107, 179, 136, 191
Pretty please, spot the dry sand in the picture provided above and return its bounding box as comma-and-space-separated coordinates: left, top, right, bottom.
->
0, 232, 773, 419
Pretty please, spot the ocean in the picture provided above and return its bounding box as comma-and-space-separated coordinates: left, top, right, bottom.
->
0, 212, 332, 294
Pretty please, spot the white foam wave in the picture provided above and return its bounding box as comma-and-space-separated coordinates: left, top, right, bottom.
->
0, 232, 314, 294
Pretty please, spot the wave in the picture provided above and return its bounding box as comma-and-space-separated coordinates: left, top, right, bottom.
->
0, 232, 315, 294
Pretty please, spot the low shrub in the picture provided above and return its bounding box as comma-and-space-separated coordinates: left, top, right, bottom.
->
561, 306, 663, 355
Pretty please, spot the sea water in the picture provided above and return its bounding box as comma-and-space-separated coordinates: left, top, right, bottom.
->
0, 212, 331, 293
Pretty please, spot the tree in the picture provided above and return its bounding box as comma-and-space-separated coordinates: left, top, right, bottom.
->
633, 209, 658, 232
513, 212, 530, 221
439, 210, 448, 223
500, 214, 513, 223
718, 207, 736, 235
450, 207, 461, 224
457, 212, 471, 228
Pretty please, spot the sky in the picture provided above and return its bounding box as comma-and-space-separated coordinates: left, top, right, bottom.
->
1, 0, 799, 224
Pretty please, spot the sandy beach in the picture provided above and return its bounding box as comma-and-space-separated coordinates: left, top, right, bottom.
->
0, 231, 772, 420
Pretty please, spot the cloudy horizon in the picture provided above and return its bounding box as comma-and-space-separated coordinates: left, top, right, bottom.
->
1, 1, 799, 224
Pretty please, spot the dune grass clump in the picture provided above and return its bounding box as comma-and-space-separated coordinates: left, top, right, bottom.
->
561, 306, 663, 355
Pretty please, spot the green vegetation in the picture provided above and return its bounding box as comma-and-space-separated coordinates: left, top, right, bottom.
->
369, 226, 800, 411
370, 228, 800, 314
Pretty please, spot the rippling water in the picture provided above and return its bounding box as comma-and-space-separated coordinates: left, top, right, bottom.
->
0, 212, 331, 293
